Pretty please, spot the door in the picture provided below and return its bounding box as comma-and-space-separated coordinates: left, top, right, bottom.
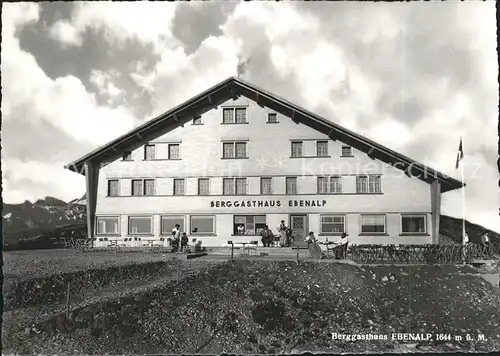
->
290, 214, 308, 247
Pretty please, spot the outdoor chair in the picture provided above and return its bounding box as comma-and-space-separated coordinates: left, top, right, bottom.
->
246, 240, 259, 256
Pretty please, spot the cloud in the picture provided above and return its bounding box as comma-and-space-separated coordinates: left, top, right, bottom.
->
131, 35, 240, 115
89, 70, 124, 99
172, 1, 238, 55
49, 20, 82, 46
2, 3, 138, 203
2, 118, 95, 164
48, 2, 181, 53
2, 3, 137, 146
2, 159, 85, 204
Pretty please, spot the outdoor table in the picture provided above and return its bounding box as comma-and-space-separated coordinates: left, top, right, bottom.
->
109, 240, 120, 252
143, 240, 155, 248
234, 242, 251, 255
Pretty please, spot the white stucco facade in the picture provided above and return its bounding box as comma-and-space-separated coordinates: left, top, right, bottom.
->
92, 96, 439, 247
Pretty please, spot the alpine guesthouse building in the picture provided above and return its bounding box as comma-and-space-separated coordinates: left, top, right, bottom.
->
65, 77, 463, 248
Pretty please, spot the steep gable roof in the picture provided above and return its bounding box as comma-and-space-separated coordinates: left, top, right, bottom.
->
64, 77, 464, 193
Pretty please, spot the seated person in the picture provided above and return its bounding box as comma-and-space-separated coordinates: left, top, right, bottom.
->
324, 233, 348, 259
260, 225, 274, 247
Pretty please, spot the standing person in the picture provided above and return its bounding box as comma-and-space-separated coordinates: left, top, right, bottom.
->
305, 231, 317, 245
339, 233, 349, 259
464, 232, 470, 244
481, 232, 491, 255
279, 220, 288, 247
462, 231, 470, 263
237, 224, 245, 235
305, 231, 322, 259
180, 232, 189, 252
286, 227, 293, 247
171, 224, 181, 252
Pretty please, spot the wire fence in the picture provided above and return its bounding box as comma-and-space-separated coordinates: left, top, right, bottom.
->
348, 243, 499, 264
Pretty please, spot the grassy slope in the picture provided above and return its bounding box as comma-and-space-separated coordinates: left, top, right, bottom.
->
440, 214, 500, 246
3, 249, 171, 283
5, 260, 499, 354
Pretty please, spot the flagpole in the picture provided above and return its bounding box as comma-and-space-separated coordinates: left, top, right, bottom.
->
460, 136, 466, 246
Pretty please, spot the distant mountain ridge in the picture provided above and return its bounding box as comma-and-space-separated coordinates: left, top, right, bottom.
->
3, 196, 87, 247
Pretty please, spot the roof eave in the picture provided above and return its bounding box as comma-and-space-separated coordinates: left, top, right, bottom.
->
64, 76, 467, 191
63, 76, 238, 173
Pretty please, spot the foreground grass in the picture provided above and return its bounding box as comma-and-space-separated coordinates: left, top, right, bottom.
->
3, 260, 499, 354
3, 249, 173, 282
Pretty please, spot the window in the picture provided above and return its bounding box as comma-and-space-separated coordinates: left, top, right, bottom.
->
173, 179, 185, 196
223, 178, 247, 195
368, 175, 381, 193
161, 215, 185, 235
286, 177, 297, 195
267, 113, 278, 123
341, 146, 353, 157
108, 180, 119, 196
317, 177, 329, 194
235, 108, 247, 123
401, 215, 427, 234
235, 142, 247, 158
198, 178, 210, 195
317, 141, 329, 157
168, 144, 180, 159
96, 216, 119, 235
223, 143, 234, 158
132, 179, 143, 196
260, 177, 273, 195
223, 178, 235, 195
122, 151, 132, 161
320, 215, 345, 234
128, 216, 152, 235
223, 108, 247, 124
190, 215, 215, 234
360, 215, 386, 234
234, 215, 266, 235
236, 178, 247, 195
144, 179, 155, 196
357, 175, 381, 194
131, 179, 155, 196
330, 176, 342, 194
223, 108, 235, 123
144, 144, 156, 160
192, 116, 202, 125
222, 141, 247, 158
317, 176, 342, 194
291, 141, 303, 158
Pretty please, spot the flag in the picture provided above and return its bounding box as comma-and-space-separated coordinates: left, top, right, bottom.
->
455, 138, 464, 169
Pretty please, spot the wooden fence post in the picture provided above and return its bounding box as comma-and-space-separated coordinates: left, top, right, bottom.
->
66, 281, 71, 318
228, 241, 234, 263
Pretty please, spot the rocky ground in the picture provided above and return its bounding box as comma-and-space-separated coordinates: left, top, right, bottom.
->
3, 257, 499, 355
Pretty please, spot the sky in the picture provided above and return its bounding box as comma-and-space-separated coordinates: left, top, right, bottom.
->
2, 1, 499, 232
